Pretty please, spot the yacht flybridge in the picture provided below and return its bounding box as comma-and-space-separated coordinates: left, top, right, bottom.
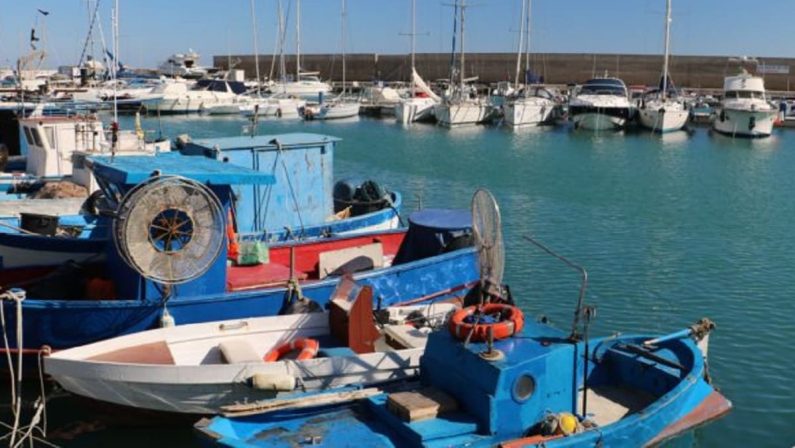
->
157, 50, 209, 79
713, 70, 776, 138
569, 77, 634, 131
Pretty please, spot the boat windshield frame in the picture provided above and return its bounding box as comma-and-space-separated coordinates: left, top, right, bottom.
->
725, 90, 765, 100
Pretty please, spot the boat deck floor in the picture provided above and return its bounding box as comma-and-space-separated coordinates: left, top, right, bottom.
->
578, 385, 656, 427
89, 341, 175, 365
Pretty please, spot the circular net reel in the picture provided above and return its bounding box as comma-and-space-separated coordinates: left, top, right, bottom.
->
113, 175, 225, 285
471, 189, 505, 297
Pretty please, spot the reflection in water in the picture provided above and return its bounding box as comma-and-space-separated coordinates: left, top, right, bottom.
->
708, 129, 781, 153
659, 130, 690, 148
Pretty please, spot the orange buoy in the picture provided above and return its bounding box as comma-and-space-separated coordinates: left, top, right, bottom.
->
263, 338, 320, 362
449, 303, 524, 342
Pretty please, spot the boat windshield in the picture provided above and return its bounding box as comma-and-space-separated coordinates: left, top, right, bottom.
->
725, 90, 764, 100
580, 79, 626, 96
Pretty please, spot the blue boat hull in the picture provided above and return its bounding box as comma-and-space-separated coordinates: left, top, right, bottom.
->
197, 328, 730, 448
1, 246, 477, 352
0, 193, 401, 270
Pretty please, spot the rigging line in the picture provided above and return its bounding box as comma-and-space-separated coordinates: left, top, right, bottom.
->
77, 0, 103, 65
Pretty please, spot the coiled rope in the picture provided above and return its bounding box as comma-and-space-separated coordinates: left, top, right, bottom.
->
0, 289, 55, 447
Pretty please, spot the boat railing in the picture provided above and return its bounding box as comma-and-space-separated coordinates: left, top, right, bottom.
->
521, 235, 589, 341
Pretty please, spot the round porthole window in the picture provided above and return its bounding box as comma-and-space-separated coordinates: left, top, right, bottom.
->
513, 374, 536, 402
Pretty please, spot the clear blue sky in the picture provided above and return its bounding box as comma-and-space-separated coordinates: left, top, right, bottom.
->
1, 0, 793, 69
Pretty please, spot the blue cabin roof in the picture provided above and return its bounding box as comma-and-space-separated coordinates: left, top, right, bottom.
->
87, 153, 276, 186
188, 133, 341, 152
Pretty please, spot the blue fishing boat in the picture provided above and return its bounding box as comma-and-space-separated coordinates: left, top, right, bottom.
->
0, 132, 401, 270
0, 153, 477, 359
195, 191, 731, 448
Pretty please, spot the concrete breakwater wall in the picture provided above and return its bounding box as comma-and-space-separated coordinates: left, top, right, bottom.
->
214, 53, 795, 91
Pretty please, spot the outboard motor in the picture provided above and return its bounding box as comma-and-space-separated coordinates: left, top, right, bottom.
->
332, 179, 390, 216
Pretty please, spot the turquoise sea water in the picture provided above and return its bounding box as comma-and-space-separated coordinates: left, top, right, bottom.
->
8, 114, 795, 447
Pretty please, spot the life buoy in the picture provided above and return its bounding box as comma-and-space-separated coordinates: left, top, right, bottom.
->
449, 303, 524, 342
263, 338, 320, 362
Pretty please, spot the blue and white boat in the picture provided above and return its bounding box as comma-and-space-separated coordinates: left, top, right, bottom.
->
0, 153, 477, 360
0, 133, 401, 271
195, 201, 731, 447
198, 316, 730, 448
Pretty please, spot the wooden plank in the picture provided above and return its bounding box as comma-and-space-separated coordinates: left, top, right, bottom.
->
220, 387, 381, 417
387, 388, 458, 422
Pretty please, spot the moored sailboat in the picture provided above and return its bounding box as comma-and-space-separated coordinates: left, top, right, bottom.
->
395, 0, 440, 125
638, 0, 689, 133
433, 0, 490, 127
502, 0, 556, 128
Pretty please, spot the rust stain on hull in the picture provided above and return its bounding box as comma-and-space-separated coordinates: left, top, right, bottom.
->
645, 390, 732, 447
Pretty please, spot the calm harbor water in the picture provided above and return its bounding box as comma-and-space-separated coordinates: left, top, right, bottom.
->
8, 114, 795, 447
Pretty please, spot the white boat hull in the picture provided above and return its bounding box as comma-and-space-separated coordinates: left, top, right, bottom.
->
503, 99, 555, 127
712, 108, 776, 138
395, 98, 437, 124
309, 102, 361, 120
45, 304, 454, 414
572, 112, 627, 131
638, 108, 689, 133
434, 103, 490, 127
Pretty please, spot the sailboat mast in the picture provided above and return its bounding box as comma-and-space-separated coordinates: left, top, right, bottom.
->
341, 0, 346, 95
278, 0, 287, 89
295, 0, 301, 81
662, 0, 672, 99
513, 0, 526, 89
525, 0, 531, 76
111, 0, 119, 125
459, 0, 465, 90
410, 0, 416, 98
250, 0, 261, 96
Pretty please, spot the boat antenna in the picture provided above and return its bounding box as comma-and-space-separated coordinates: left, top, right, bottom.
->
250, 0, 262, 97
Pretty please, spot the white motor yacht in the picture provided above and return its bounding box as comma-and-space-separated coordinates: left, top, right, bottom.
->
569, 77, 634, 131
712, 70, 776, 138
158, 50, 209, 79
145, 79, 243, 114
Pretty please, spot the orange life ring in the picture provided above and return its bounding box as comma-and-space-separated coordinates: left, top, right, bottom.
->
449, 303, 524, 342
263, 338, 320, 362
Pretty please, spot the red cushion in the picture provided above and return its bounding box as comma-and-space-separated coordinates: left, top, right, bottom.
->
227, 263, 309, 292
